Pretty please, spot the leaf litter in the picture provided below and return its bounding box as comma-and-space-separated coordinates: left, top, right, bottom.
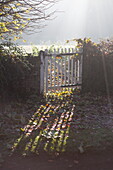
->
0, 91, 113, 166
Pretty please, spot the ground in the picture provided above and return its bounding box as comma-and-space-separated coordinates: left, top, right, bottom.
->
1, 151, 113, 170
0, 90, 113, 169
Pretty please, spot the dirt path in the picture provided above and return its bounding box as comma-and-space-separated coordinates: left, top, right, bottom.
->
1, 150, 113, 170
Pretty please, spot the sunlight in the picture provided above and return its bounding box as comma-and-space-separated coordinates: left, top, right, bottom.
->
84, 0, 113, 39
65, 0, 113, 39
12, 91, 75, 155
29, 0, 113, 44
31, 135, 40, 152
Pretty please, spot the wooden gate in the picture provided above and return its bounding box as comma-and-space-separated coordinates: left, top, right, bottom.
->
40, 48, 83, 94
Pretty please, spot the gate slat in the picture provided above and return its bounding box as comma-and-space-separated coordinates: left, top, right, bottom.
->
71, 58, 74, 85
74, 61, 77, 85
64, 56, 67, 85
61, 58, 63, 86
77, 59, 80, 83
54, 56, 56, 89
40, 51, 45, 93
45, 55, 48, 93
57, 59, 60, 88
79, 55, 83, 84
68, 56, 70, 85
40, 48, 83, 93
50, 56, 52, 87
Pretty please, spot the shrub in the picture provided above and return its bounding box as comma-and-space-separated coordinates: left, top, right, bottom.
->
82, 38, 113, 95
0, 41, 32, 100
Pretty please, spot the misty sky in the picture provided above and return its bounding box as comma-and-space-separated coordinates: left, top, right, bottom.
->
20, 0, 113, 44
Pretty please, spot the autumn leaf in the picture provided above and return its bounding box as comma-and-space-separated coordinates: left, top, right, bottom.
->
23, 40, 26, 43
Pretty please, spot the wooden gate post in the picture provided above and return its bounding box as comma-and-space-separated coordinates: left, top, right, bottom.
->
40, 50, 45, 94
45, 50, 48, 93
81, 38, 87, 93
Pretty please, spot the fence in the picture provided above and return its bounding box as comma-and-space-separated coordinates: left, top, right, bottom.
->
40, 48, 83, 93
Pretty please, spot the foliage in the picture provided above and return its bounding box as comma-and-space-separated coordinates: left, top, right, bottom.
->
98, 39, 113, 55
0, 0, 56, 40
66, 38, 113, 95
0, 41, 27, 56
67, 37, 113, 55
32, 45, 39, 56
83, 38, 113, 95
0, 41, 32, 99
31, 44, 64, 56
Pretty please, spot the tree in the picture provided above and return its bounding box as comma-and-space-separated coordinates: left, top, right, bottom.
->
0, 0, 56, 40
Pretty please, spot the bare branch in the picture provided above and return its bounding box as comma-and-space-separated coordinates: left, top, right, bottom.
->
0, 0, 58, 38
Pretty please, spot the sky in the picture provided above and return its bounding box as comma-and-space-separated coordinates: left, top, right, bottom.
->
20, 0, 113, 45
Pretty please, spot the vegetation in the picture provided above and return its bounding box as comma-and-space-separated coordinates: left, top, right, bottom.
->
0, 0, 57, 99
67, 38, 113, 95
0, 1, 113, 167
0, 41, 32, 100
82, 38, 113, 95
0, 38, 113, 166
0, 90, 113, 166
0, 38, 113, 100
0, 0, 56, 40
